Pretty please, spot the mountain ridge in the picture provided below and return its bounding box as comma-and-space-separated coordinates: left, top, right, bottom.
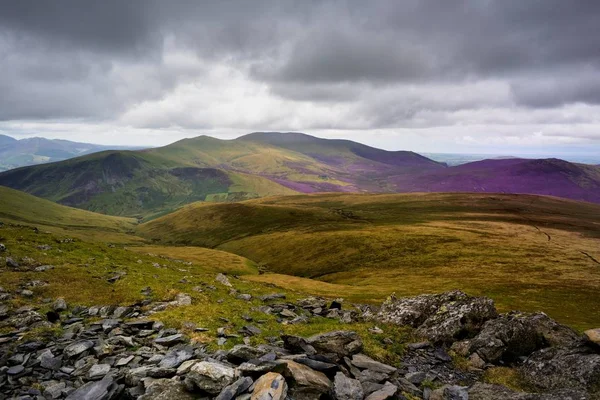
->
0, 132, 599, 216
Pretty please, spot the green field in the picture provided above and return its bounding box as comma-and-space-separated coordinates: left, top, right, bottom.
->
139, 193, 600, 330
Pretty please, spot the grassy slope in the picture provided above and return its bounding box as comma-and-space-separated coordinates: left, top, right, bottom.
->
139, 193, 600, 330
0, 222, 411, 365
0, 186, 139, 243
0, 148, 297, 218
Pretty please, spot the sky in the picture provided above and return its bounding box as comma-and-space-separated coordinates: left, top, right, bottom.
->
1, 0, 600, 156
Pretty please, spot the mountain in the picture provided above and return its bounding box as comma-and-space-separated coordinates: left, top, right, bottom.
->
0, 134, 142, 172
389, 158, 600, 204
0, 132, 599, 217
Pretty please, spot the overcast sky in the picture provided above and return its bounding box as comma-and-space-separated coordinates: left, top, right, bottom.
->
1, 0, 599, 155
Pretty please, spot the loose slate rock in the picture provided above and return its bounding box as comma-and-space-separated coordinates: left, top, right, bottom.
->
64, 340, 94, 358
351, 353, 397, 374
65, 376, 115, 400
216, 376, 253, 400
154, 333, 185, 346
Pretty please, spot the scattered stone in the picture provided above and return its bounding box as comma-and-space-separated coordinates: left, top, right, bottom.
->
216, 273, 233, 287
216, 376, 253, 400
281, 360, 332, 399
139, 378, 197, 400
351, 353, 397, 374
307, 330, 363, 362
364, 382, 398, 400
53, 297, 68, 312
5, 257, 18, 268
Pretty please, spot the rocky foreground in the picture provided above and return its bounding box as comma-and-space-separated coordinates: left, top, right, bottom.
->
1, 274, 600, 399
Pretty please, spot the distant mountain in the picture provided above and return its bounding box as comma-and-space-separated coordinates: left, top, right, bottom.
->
0, 135, 142, 172
389, 158, 600, 204
0, 132, 599, 216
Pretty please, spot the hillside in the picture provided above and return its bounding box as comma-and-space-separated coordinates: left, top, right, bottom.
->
0, 150, 297, 217
0, 185, 139, 242
1, 132, 599, 217
0, 134, 141, 172
138, 193, 600, 330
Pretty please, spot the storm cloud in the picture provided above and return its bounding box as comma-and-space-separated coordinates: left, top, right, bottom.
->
1, 0, 599, 153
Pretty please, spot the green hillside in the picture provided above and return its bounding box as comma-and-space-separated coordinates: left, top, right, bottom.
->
0, 185, 139, 242
139, 193, 600, 330
0, 148, 297, 218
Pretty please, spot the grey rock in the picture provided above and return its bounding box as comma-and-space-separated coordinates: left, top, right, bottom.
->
375, 290, 498, 343
351, 353, 397, 374
216, 273, 233, 287
228, 344, 269, 363
216, 376, 253, 400
6, 257, 19, 268
53, 297, 68, 312
115, 355, 135, 367
138, 378, 197, 400
238, 293, 252, 301
185, 360, 236, 395
260, 293, 286, 301
520, 346, 600, 392
7, 364, 25, 375
65, 376, 115, 400
333, 371, 364, 400
364, 382, 398, 400
64, 340, 94, 358
307, 330, 363, 362
44, 381, 67, 399
40, 353, 63, 371
154, 333, 185, 346
158, 347, 194, 368
88, 363, 111, 380
405, 371, 427, 385
297, 296, 327, 309
431, 385, 469, 400
281, 360, 332, 400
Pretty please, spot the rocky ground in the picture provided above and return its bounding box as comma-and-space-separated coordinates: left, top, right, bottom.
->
1, 239, 600, 399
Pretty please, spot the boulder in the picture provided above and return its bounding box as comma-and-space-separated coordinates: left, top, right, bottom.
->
306, 331, 363, 362
333, 371, 364, 400
520, 346, 600, 392
185, 361, 237, 395
281, 360, 332, 399
467, 312, 543, 363
375, 290, 498, 343
251, 372, 288, 400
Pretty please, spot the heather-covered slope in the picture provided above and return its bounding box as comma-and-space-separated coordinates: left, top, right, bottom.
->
390, 158, 600, 204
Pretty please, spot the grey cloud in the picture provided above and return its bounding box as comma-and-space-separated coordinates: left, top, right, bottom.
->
1, 0, 600, 132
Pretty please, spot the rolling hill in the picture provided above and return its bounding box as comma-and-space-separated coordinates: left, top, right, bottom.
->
138, 192, 600, 329
0, 134, 141, 172
0, 132, 599, 217
0, 185, 139, 242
